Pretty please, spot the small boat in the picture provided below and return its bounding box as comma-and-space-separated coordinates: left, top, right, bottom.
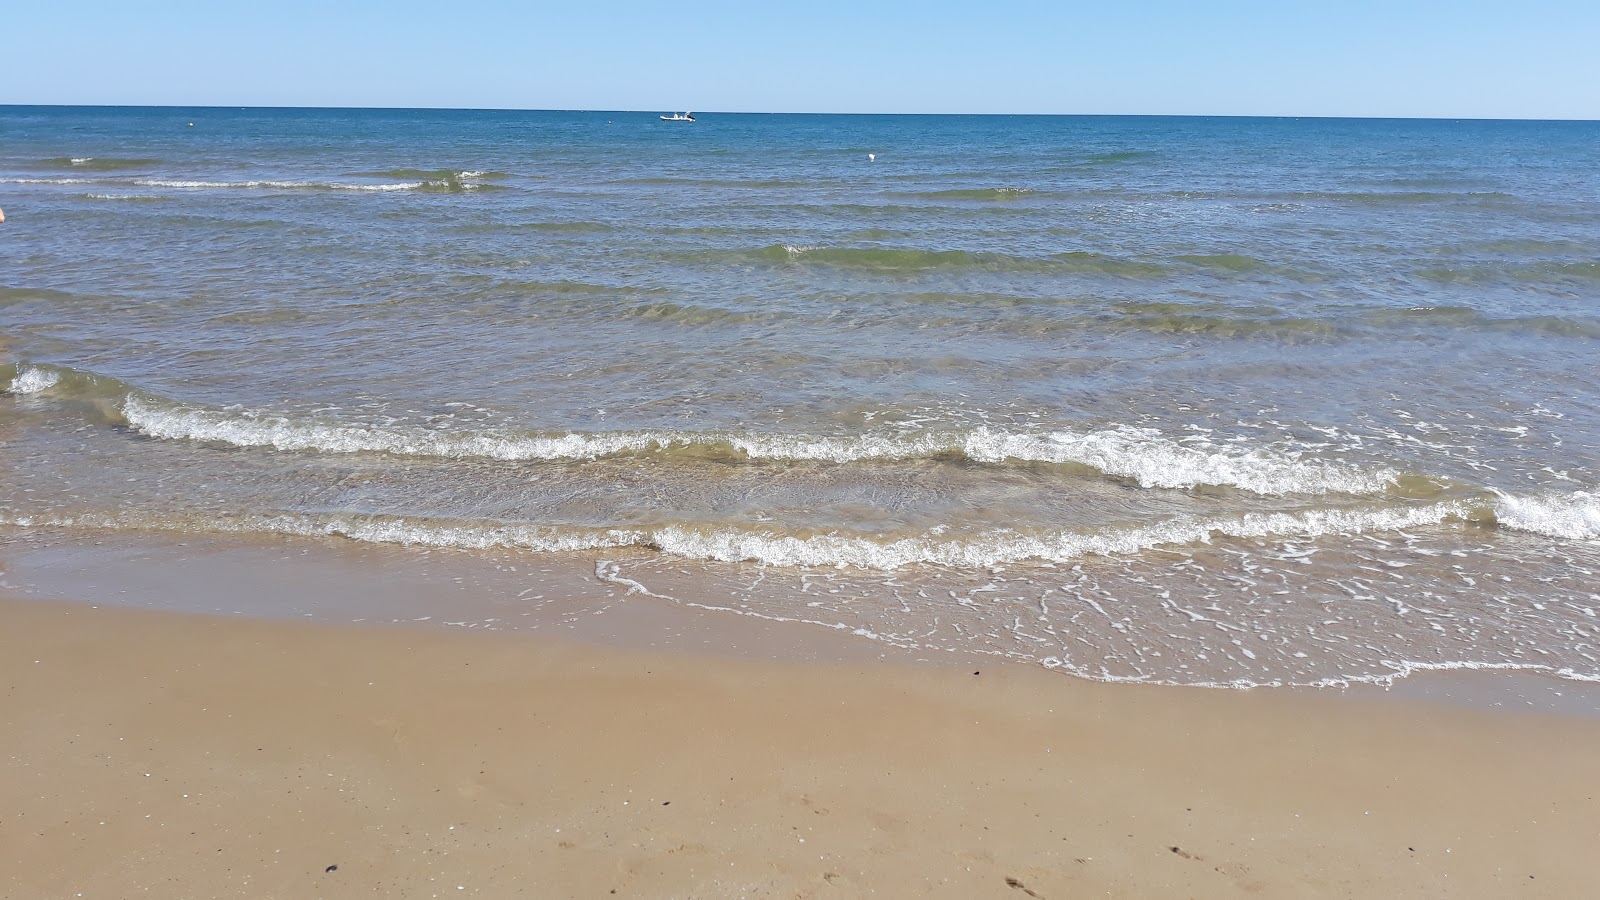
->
660, 112, 696, 122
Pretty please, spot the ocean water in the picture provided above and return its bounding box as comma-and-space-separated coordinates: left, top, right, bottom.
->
3, 106, 1600, 687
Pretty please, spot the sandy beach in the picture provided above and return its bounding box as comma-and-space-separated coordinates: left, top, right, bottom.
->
4, 590, 1599, 899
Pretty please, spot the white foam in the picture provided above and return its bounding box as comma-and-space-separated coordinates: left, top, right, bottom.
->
1494, 491, 1600, 541
1032, 655, 1600, 690
1, 177, 94, 184
0, 500, 1472, 571
120, 396, 679, 459
247, 514, 642, 552
647, 503, 1472, 569
6, 365, 60, 395
0, 509, 640, 554
133, 179, 426, 192
118, 397, 1396, 497
733, 427, 1396, 496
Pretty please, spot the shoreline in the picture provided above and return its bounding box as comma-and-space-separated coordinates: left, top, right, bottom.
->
6, 585, 1600, 897
6, 523, 1600, 713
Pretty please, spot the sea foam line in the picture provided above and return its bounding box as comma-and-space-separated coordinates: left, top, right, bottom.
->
133, 179, 427, 192
4, 511, 1594, 689
0, 501, 1480, 570
1036, 655, 1600, 690
119, 395, 1396, 497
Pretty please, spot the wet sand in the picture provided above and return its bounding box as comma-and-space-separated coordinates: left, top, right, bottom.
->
4, 591, 1600, 899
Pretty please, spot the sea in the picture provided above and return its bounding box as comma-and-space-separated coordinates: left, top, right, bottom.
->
3, 106, 1599, 689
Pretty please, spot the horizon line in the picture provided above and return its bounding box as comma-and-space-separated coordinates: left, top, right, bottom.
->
2, 103, 1596, 124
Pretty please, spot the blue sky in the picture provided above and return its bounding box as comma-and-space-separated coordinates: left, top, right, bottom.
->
4, 1, 1596, 118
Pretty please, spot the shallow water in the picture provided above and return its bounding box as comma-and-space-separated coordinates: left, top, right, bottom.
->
3, 107, 1599, 687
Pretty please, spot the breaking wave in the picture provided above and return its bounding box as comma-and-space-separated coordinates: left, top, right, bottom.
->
132, 178, 500, 193
11, 364, 1597, 550
0, 500, 1483, 569
3, 364, 61, 394
114, 392, 1398, 497
348, 169, 510, 181
1492, 490, 1600, 541
0, 487, 1589, 571
3, 173, 505, 193
40, 157, 161, 171
899, 187, 1037, 201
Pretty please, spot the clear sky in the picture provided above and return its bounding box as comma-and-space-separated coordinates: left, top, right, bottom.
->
4, 1, 1597, 118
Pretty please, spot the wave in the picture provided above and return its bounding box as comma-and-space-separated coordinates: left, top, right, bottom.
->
2, 484, 1591, 570
0, 286, 91, 309
753, 244, 1046, 271
1492, 490, 1600, 541
1049, 657, 1600, 692
456, 221, 618, 234
1551, 262, 1600, 282
875, 297, 1583, 341
2, 361, 137, 401
608, 177, 816, 188
0, 500, 1482, 569
1100, 309, 1337, 338
40, 157, 160, 171
348, 169, 510, 181
31, 365, 1600, 526
467, 278, 658, 297
755, 202, 1041, 220
1461, 238, 1591, 255
1050, 251, 1168, 277
614, 300, 772, 326
110, 397, 1393, 498
139, 179, 423, 191
759, 246, 1171, 277
643, 502, 1480, 568
129, 178, 501, 193
897, 188, 1037, 202
1359, 307, 1600, 339
1414, 263, 1600, 286
6, 362, 1400, 497
3, 363, 61, 395
745, 244, 1164, 276
5, 170, 505, 193
1285, 190, 1520, 206
1082, 150, 1153, 165
1173, 253, 1274, 273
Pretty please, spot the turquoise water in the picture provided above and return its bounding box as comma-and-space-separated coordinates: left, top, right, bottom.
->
4, 106, 1600, 686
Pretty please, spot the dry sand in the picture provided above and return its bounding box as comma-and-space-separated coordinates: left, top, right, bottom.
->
4, 593, 1599, 899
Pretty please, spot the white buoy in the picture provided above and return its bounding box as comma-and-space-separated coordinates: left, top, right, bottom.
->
868, 153, 876, 161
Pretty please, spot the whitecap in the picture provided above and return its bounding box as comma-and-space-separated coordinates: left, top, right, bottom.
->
1493, 490, 1600, 541
118, 395, 1400, 497
5, 365, 61, 395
